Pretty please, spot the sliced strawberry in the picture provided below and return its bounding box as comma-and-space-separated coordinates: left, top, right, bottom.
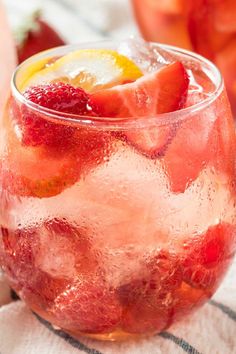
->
51, 279, 122, 334
1, 219, 97, 310
163, 89, 235, 193
22, 273, 69, 313
181, 223, 236, 290
1, 219, 95, 279
0, 128, 81, 198
1, 154, 78, 199
92, 62, 189, 158
117, 250, 182, 333
16, 11, 65, 64
1, 225, 36, 282
92, 62, 189, 117
1, 128, 111, 198
211, 89, 236, 177
123, 124, 177, 159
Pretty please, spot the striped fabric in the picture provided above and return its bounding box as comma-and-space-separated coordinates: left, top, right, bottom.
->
0, 260, 236, 354
1, 0, 236, 353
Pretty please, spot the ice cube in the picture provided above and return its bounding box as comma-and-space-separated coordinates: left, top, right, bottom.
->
162, 167, 236, 246
118, 37, 171, 73
34, 223, 77, 279
7, 144, 235, 258
34, 219, 94, 279
70, 143, 171, 250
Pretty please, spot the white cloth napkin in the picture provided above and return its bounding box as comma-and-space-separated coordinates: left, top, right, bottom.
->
1, 260, 236, 354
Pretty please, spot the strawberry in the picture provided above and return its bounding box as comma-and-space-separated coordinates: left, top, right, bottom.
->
16, 10, 65, 64
20, 82, 99, 148
0, 143, 82, 198
52, 279, 122, 333
1, 219, 94, 279
181, 223, 236, 290
117, 250, 182, 333
1, 225, 36, 282
1, 219, 97, 310
162, 88, 228, 193
5, 83, 111, 197
91, 62, 189, 158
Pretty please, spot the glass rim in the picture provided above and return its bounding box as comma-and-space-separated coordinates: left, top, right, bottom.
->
11, 40, 224, 129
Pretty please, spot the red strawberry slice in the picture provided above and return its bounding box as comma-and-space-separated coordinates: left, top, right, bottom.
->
181, 223, 236, 290
123, 124, 177, 159
117, 250, 182, 333
16, 10, 65, 64
1, 219, 97, 310
92, 61, 189, 158
52, 279, 122, 334
92, 62, 189, 117
163, 88, 235, 193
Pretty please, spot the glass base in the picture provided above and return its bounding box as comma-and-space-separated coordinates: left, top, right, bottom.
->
67, 328, 155, 342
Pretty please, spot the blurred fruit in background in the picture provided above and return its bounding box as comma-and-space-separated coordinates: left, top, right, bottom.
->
0, 0, 66, 118
16, 10, 65, 63
0, 0, 16, 116
131, 0, 236, 116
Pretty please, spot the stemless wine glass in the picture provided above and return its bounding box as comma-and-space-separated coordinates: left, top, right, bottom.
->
0, 41, 236, 341
131, 0, 236, 116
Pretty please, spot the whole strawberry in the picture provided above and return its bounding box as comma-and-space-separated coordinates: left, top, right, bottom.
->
16, 10, 65, 63
20, 82, 99, 147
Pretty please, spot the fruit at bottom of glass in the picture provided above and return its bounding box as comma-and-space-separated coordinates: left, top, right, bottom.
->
1, 220, 235, 336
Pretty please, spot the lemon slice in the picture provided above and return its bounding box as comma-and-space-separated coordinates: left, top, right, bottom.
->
21, 49, 143, 92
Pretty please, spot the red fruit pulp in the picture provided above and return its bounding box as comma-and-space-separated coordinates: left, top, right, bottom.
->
162, 89, 234, 193
0, 219, 97, 309
51, 280, 122, 334
92, 61, 189, 158
117, 250, 182, 333
182, 223, 236, 290
3, 86, 111, 198
17, 16, 65, 63
0, 219, 235, 337
92, 62, 189, 117
21, 82, 99, 148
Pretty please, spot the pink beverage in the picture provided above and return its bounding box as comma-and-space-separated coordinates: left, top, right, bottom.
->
0, 40, 236, 341
0, 0, 16, 116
